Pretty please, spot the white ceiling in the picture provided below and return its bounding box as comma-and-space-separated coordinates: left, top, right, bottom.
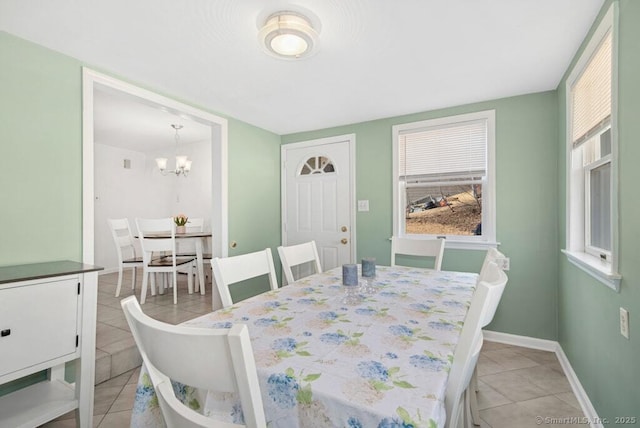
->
93, 87, 212, 152
1, 0, 604, 135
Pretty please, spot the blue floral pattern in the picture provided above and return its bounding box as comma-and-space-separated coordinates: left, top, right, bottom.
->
131, 265, 477, 428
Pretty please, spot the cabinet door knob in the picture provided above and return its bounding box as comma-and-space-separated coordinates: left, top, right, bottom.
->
1, 329, 10, 337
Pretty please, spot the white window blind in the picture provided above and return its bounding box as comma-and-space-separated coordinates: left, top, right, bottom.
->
398, 119, 487, 185
571, 31, 612, 146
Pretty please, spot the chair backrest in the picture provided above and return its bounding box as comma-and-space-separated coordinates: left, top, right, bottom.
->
211, 248, 278, 308
108, 218, 137, 261
390, 237, 446, 270
277, 240, 322, 284
445, 262, 507, 428
478, 249, 508, 328
136, 218, 177, 265
479, 247, 505, 280
121, 296, 266, 428
186, 217, 205, 232
176, 217, 205, 254
146, 360, 231, 428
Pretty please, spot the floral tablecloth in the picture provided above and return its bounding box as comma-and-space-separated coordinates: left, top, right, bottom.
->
130, 265, 478, 428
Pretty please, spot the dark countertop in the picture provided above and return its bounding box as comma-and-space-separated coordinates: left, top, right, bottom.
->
0, 260, 104, 285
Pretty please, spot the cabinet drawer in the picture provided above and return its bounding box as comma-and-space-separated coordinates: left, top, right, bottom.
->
0, 277, 79, 378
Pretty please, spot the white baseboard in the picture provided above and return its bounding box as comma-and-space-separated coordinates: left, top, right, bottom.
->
482, 330, 603, 428
554, 346, 604, 428
482, 330, 557, 352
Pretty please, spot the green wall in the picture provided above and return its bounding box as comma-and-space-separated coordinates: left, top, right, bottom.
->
0, 32, 83, 264
557, 0, 640, 421
0, 31, 282, 269
283, 91, 560, 340
0, 31, 282, 393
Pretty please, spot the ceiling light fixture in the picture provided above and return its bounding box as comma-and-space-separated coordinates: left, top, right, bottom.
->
259, 11, 318, 59
155, 124, 192, 177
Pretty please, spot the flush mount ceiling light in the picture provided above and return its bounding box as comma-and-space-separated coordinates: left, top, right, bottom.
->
259, 11, 319, 59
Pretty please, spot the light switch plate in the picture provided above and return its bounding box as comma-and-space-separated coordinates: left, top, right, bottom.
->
620, 307, 630, 339
358, 200, 370, 212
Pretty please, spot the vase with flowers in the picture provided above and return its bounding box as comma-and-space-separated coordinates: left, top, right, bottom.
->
174, 214, 188, 234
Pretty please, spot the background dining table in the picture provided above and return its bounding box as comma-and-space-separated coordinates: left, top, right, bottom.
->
129, 264, 478, 428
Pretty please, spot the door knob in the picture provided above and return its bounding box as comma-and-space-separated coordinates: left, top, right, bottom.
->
341, 238, 348, 245
341, 226, 348, 232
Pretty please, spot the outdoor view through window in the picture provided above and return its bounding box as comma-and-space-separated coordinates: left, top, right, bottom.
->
396, 111, 492, 240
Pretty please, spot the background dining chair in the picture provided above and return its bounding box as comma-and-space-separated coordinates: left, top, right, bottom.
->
136, 217, 195, 304
108, 218, 144, 297
445, 261, 508, 428
390, 236, 446, 270
468, 249, 508, 426
176, 217, 213, 294
479, 247, 506, 280
211, 248, 278, 308
121, 296, 266, 428
277, 240, 322, 285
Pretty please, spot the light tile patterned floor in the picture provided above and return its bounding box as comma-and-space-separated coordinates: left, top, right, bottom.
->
41, 273, 587, 427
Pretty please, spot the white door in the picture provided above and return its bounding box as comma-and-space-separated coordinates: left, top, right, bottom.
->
282, 135, 355, 276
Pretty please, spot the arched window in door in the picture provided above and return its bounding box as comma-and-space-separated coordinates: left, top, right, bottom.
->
299, 156, 335, 175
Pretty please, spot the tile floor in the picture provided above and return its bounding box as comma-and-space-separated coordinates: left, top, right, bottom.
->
41, 272, 587, 427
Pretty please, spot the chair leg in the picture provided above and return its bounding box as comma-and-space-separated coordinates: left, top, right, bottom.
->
140, 271, 148, 304
150, 272, 157, 295
131, 266, 137, 291
193, 261, 199, 293
188, 264, 194, 295
115, 265, 124, 297
172, 271, 178, 305
470, 368, 481, 426
187, 266, 194, 295
199, 265, 206, 296
464, 389, 472, 428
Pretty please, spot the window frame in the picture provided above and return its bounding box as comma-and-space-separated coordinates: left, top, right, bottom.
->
392, 110, 496, 250
584, 149, 612, 260
563, 3, 621, 291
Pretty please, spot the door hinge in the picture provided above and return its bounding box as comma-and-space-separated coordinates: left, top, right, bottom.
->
77, 282, 81, 295
75, 335, 79, 347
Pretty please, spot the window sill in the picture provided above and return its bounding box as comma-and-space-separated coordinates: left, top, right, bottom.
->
562, 249, 621, 292
395, 236, 499, 251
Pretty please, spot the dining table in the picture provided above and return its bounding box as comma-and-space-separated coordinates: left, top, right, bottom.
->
136, 231, 211, 295
129, 264, 478, 428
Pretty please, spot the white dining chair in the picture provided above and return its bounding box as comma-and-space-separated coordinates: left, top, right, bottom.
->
120, 296, 266, 428
390, 236, 446, 270
211, 248, 278, 308
136, 217, 195, 305
176, 217, 213, 294
479, 247, 506, 280
108, 218, 144, 297
445, 262, 508, 428
277, 240, 322, 285
468, 249, 508, 426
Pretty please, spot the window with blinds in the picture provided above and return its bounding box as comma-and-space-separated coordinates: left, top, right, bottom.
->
398, 119, 487, 187
569, 23, 613, 259
570, 30, 612, 147
393, 110, 495, 243
564, 3, 619, 290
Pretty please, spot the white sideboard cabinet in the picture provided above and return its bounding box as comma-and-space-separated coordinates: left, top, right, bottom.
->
0, 261, 103, 428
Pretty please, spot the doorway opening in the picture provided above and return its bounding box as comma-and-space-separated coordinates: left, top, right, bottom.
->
82, 68, 229, 267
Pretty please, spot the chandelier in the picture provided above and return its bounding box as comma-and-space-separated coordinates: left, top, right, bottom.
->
155, 124, 192, 177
